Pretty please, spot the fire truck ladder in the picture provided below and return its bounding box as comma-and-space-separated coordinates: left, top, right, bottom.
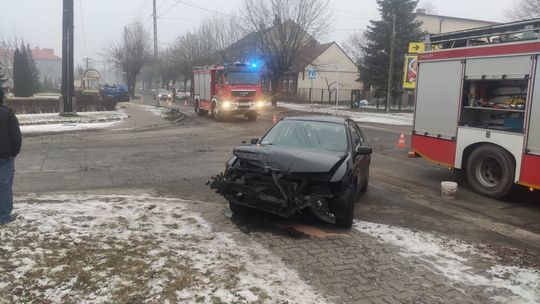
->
425, 18, 540, 50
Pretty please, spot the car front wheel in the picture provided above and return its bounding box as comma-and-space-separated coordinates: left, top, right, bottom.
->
334, 186, 356, 229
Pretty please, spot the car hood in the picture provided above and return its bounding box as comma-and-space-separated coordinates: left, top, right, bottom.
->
233, 145, 347, 174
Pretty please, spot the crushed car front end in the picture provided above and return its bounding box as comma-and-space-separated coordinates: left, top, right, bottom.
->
209, 145, 353, 223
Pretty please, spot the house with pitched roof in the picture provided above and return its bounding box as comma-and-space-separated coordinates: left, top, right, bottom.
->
227, 21, 361, 103
0, 47, 62, 90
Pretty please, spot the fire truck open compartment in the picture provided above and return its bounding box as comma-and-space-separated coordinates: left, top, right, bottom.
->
412, 19, 540, 198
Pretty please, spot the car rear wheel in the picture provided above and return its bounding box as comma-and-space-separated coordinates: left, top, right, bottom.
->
334, 186, 356, 229
466, 145, 514, 199
360, 168, 369, 193
229, 202, 247, 214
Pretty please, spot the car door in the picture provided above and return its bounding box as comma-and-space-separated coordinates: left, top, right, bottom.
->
348, 122, 370, 192
353, 123, 370, 180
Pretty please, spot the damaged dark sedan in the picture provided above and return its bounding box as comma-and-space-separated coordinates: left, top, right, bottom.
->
209, 116, 372, 229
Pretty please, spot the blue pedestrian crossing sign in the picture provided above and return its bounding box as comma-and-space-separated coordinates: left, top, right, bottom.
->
308, 68, 317, 80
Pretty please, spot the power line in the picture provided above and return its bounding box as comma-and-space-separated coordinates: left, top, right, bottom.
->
78, 0, 88, 58
133, 0, 150, 21
173, 0, 240, 19
157, 0, 184, 18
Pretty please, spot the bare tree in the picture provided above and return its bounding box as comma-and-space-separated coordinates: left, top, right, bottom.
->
159, 48, 181, 88
508, 0, 540, 20
418, 0, 437, 14
209, 15, 248, 63
342, 31, 364, 63
104, 23, 151, 97
171, 30, 215, 91
241, 0, 333, 106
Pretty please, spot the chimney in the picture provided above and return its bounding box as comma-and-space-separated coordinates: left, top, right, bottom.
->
416, 8, 426, 14
273, 15, 281, 27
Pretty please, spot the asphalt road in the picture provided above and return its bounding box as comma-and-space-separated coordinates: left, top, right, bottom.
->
10, 99, 540, 303
15, 99, 540, 253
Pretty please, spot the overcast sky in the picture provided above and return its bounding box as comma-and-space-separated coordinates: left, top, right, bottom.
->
0, 0, 513, 65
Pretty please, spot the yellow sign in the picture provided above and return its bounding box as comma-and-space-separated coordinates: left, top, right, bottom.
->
403, 54, 418, 90
408, 42, 441, 53
408, 42, 425, 53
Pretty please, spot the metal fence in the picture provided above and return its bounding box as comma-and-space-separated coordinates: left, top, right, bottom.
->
294, 88, 415, 111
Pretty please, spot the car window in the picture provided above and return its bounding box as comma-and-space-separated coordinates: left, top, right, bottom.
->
353, 124, 366, 146
261, 120, 348, 153
349, 124, 364, 147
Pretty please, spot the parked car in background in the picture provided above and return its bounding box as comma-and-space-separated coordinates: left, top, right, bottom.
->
101, 84, 129, 102
156, 89, 172, 101
210, 116, 372, 229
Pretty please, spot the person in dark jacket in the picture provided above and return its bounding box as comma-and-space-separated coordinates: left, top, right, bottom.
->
0, 89, 22, 224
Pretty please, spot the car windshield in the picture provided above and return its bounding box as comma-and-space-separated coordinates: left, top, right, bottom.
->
159, 89, 169, 94
260, 120, 348, 153
225, 72, 259, 85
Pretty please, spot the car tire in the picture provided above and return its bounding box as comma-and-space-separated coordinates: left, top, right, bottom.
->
334, 186, 356, 229
466, 145, 515, 199
360, 168, 369, 193
246, 111, 257, 122
229, 202, 247, 214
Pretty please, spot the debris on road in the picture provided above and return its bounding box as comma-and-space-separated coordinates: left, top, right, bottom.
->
0, 194, 327, 304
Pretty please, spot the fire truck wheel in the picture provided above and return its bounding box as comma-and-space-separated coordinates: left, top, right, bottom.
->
466, 145, 515, 199
195, 100, 205, 116
246, 111, 258, 121
210, 101, 219, 119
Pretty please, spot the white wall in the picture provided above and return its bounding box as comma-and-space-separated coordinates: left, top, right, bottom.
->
296, 43, 361, 91
416, 14, 498, 35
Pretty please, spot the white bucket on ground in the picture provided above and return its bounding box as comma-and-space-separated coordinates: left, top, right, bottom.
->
441, 181, 458, 199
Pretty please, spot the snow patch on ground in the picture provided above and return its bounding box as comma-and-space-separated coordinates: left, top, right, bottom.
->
354, 221, 540, 304
17, 111, 127, 126
279, 102, 413, 126
18, 111, 128, 134
0, 194, 326, 304
20, 121, 123, 134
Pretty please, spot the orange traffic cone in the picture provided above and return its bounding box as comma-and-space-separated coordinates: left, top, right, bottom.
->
396, 133, 406, 149
272, 114, 278, 124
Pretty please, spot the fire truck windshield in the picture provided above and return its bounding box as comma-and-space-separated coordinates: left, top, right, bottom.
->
225, 72, 259, 85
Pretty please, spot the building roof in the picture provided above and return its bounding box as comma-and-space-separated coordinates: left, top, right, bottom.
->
288, 42, 334, 73
31, 48, 61, 60
0, 47, 61, 61
415, 12, 499, 25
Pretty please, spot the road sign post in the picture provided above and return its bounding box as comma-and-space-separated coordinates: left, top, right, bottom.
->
308, 68, 316, 112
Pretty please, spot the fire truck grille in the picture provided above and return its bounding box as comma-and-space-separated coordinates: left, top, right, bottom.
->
232, 91, 256, 98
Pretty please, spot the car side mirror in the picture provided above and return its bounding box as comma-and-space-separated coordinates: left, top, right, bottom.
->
250, 138, 259, 145
355, 146, 372, 155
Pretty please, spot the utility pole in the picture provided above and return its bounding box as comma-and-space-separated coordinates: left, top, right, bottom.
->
61, 0, 75, 114
153, 0, 159, 105
386, 13, 396, 113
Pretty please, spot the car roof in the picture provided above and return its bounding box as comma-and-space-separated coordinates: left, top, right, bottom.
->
282, 115, 350, 124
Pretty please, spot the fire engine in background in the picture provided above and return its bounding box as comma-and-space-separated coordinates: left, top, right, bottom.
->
192, 63, 264, 121
411, 19, 540, 198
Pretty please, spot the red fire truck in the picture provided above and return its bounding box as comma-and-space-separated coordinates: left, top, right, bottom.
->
411, 20, 540, 198
192, 63, 264, 121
